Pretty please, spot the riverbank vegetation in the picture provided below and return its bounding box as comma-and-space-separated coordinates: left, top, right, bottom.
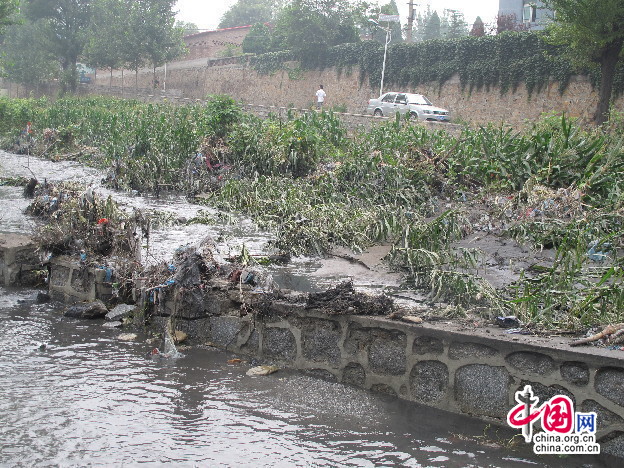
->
1, 95, 622, 332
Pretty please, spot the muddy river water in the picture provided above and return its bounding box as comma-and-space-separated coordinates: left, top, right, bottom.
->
0, 152, 612, 467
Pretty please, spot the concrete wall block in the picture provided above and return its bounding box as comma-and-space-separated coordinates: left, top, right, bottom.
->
412, 335, 444, 356
368, 330, 407, 376
263, 326, 297, 362
595, 367, 624, 408
580, 400, 624, 432
50, 264, 71, 288
300, 317, 342, 366
409, 360, 449, 404
448, 341, 498, 360
14, 248, 39, 264
455, 364, 511, 419
560, 361, 590, 386
172, 317, 211, 340
516, 380, 575, 407
240, 329, 259, 354
505, 351, 556, 376
599, 431, 624, 459
70, 267, 95, 294
175, 288, 209, 319
209, 316, 245, 348
342, 362, 366, 387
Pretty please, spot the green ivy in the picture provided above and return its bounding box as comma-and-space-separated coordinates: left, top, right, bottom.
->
251, 32, 624, 97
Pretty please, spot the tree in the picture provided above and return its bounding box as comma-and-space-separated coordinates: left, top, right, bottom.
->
444, 10, 467, 39
218, 0, 281, 29
177, 21, 199, 36
24, 0, 93, 94
271, 0, 359, 63
422, 11, 440, 41
470, 16, 485, 37
2, 16, 58, 89
495, 13, 527, 34
124, 0, 185, 89
84, 0, 125, 87
0, 0, 19, 31
139, 0, 185, 83
543, 0, 624, 124
242, 22, 271, 54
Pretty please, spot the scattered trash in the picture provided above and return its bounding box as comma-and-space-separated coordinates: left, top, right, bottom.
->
227, 358, 243, 364
401, 315, 423, 324
504, 328, 532, 335
495, 316, 522, 329
246, 365, 279, 376
587, 240, 610, 262
105, 303, 135, 322
102, 321, 123, 328
174, 330, 188, 344
570, 323, 624, 347
118, 333, 138, 341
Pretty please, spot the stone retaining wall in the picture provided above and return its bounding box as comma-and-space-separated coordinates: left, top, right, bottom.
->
48, 255, 113, 304
0, 233, 41, 287
142, 281, 624, 458
89, 60, 624, 127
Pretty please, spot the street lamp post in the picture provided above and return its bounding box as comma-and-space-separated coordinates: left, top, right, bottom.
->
370, 19, 393, 97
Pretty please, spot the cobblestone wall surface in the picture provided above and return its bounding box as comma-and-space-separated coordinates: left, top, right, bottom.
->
91, 61, 624, 127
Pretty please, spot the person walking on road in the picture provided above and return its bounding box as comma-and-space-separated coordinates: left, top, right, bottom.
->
315, 85, 326, 109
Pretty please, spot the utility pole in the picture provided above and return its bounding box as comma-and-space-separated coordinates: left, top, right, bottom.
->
407, 1, 414, 43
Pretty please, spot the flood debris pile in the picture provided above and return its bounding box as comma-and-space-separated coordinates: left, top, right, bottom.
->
27, 181, 143, 259
306, 281, 394, 316
25, 180, 148, 303
136, 240, 396, 334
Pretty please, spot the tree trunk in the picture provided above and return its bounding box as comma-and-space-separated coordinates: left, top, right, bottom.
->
594, 39, 624, 125
110, 68, 113, 89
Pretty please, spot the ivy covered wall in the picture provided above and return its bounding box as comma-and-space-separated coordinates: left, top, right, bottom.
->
251, 32, 624, 98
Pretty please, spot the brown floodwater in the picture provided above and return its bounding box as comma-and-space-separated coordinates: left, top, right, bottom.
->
1, 286, 613, 467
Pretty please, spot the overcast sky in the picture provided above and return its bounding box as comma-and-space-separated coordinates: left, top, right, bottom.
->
175, 0, 501, 32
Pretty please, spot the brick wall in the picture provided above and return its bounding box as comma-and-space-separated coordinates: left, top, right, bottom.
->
182, 25, 252, 61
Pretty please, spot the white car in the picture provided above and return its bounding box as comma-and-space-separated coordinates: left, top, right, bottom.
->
367, 92, 451, 122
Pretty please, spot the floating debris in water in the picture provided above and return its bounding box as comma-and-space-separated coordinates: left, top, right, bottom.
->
246, 365, 279, 376
118, 333, 138, 341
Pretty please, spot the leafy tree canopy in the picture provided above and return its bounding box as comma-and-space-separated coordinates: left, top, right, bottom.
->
0, 0, 19, 29
242, 22, 272, 54
543, 0, 624, 124
218, 0, 282, 29
2, 13, 58, 87
271, 0, 360, 63
177, 21, 199, 36
470, 16, 485, 37
23, 0, 93, 93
